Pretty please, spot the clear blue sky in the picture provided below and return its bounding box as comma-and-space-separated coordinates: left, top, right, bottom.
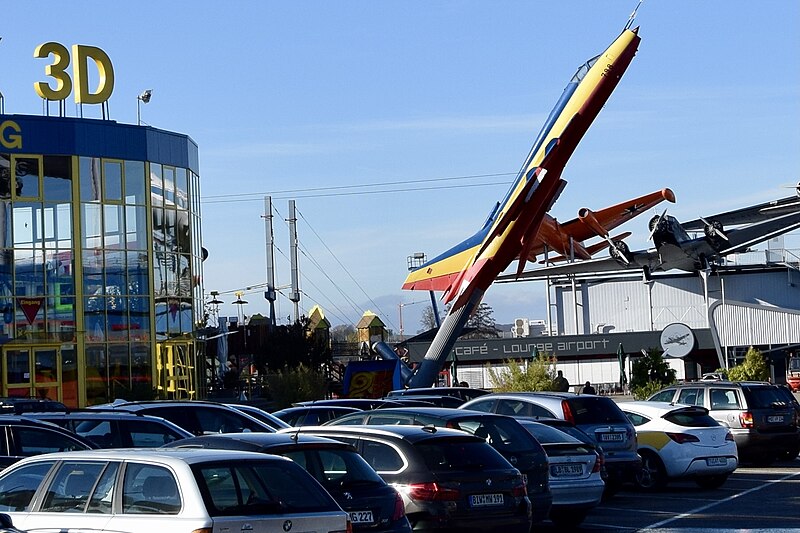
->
3, 1, 799, 333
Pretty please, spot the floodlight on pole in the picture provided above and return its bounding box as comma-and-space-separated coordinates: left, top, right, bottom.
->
137, 89, 152, 125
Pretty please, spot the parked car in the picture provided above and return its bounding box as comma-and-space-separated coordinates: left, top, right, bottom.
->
647, 381, 800, 464
621, 401, 738, 490
272, 405, 361, 426
287, 425, 532, 532
325, 407, 551, 524
460, 392, 641, 490
166, 432, 412, 532
90, 400, 276, 435
0, 448, 350, 532
0, 417, 95, 468
23, 411, 193, 448
386, 387, 489, 403
294, 398, 409, 410
225, 403, 291, 430
516, 419, 605, 527
0, 398, 67, 415
774, 385, 800, 459
534, 418, 609, 482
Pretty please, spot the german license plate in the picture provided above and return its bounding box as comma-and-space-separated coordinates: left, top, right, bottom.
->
599, 432, 624, 442
470, 493, 504, 507
349, 510, 374, 523
551, 463, 583, 477
706, 457, 727, 467
768, 415, 784, 423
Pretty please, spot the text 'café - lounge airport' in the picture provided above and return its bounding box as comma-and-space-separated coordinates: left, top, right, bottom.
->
1, 43, 204, 407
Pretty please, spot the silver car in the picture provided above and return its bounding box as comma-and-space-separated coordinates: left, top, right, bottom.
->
0, 448, 350, 533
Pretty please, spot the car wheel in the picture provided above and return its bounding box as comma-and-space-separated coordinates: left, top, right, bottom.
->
635, 451, 666, 490
550, 510, 588, 528
748, 454, 777, 466
778, 446, 800, 461
695, 474, 729, 489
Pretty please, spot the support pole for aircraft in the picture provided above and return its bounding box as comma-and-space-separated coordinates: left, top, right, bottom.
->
263, 196, 277, 330
373, 341, 414, 385
288, 200, 301, 323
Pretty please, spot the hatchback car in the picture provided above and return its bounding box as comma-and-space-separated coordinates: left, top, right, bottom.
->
0, 417, 95, 468
225, 403, 291, 430
288, 425, 532, 532
516, 419, 604, 527
167, 432, 412, 532
326, 407, 551, 524
461, 392, 641, 489
272, 405, 361, 426
91, 400, 276, 435
23, 411, 193, 448
648, 381, 800, 464
0, 448, 350, 532
620, 401, 738, 490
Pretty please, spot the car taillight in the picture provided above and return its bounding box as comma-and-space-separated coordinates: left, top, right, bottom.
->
592, 451, 603, 473
511, 475, 527, 497
392, 491, 406, 521
561, 400, 575, 425
725, 432, 734, 442
408, 482, 461, 501
740, 411, 754, 429
666, 432, 700, 444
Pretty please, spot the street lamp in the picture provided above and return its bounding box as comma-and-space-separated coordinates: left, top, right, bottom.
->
137, 89, 152, 125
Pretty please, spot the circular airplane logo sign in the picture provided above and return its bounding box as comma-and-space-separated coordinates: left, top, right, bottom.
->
660, 323, 695, 358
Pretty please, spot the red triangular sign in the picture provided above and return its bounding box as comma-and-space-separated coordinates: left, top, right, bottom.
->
19, 298, 43, 325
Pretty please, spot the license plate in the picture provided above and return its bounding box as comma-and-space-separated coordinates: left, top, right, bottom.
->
706, 457, 727, 467
349, 510, 374, 523
551, 463, 583, 477
767, 415, 785, 423
470, 493, 504, 507
599, 432, 624, 442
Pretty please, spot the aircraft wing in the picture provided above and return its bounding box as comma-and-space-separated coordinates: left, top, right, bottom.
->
715, 210, 800, 255
556, 188, 676, 243
498, 247, 662, 281
682, 195, 800, 230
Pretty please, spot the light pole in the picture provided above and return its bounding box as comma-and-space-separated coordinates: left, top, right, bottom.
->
137, 89, 152, 125
398, 300, 427, 340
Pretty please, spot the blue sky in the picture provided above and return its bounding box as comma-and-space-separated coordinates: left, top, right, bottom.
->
2, 1, 799, 333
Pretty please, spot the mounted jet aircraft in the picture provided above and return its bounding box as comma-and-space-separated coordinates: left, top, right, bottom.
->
396, 23, 642, 389
499, 200, 800, 281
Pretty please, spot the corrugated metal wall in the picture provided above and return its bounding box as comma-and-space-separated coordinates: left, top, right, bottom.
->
712, 301, 800, 347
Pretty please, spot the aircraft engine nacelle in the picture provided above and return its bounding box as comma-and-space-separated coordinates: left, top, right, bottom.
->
578, 208, 609, 239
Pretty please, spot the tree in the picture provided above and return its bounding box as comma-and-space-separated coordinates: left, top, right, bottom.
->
629, 348, 677, 400
727, 346, 769, 381
463, 302, 500, 339
419, 305, 439, 332
331, 324, 357, 343
487, 355, 557, 392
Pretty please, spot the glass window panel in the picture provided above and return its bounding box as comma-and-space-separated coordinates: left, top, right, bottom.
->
46, 295, 75, 343
125, 205, 147, 250
165, 253, 177, 296
152, 207, 164, 251
176, 210, 190, 254
82, 249, 104, 298
153, 252, 168, 297
14, 249, 45, 296
126, 252, 149, 295
85, 344, 108, 405
177, 254, 191, 297
6, 349, 30, 384
12, 203, 35, 246
124, 160, 146, 205
80, 157, 102, 202
129, 298, 150, 342
103, 204, 123, 249
82, 203, 103, 250
61, 344, 79, 408
55, 203, 72, 247
150, 164, 163, 203
43, 156, 72, 202
0, 296, 12, 342
122, 463, 180, 515
104, 160, 122, 202
14, 157, 40, 199
104, 250, 126, 296
0, 154, 11, 199
85, 297, 107, 342
175, 168, 188, 209
0, 461, 55, 512
163, 208, 177, 250
107, 297, 129, 342
108, 344, 131, 395
163, 166, 176, 205
1, 200, 11, 248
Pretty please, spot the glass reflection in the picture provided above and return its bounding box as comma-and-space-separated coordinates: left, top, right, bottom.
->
13, 157, 40, 199
85, 344, 108, 405
80, 157, 102, 202
82, 203, 103, 249
43, 156, 72, 202
125, 205, 147, 250
124, 161, 146, 205
126, 252, 149, 295
104, 161, 122, 202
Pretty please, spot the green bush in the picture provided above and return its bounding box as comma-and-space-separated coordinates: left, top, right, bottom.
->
727, 347, 769, 382
630, 381, 666, 400
487, 355, 557, 392
264, 364, 328, 409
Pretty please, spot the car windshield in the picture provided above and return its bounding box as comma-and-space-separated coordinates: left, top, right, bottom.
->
451, 417, 541, 454
567, 397, 628, 424
521, 423, 582, 444
663, 408, 720, 428
193, 460, 338, 517
415, 438, 511, 472
280, 448, 384, 491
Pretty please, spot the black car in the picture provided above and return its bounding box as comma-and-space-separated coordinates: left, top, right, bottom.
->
90, 400, 276, 436
294, 398, 408, 410
0, 398, 67, 415
386, 387, 490, 403
166, 432, 412, 533
325, 407, 552, 524
272, 405, 361, 426
225, 403, 291, 430
0, 417, 95, 468
23, 411, 193, 448
289, 425, 532, 533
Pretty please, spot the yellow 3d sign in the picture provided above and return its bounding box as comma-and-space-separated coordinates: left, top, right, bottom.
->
34, 43, 115, 104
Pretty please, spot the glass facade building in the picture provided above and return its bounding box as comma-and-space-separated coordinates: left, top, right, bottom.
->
0, 115, 203, 406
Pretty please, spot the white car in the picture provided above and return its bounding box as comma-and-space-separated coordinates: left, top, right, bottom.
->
0, 448, 350, 533
620, 401, 738, 490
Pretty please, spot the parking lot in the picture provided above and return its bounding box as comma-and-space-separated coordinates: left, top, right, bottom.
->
542, 458, 800, 532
